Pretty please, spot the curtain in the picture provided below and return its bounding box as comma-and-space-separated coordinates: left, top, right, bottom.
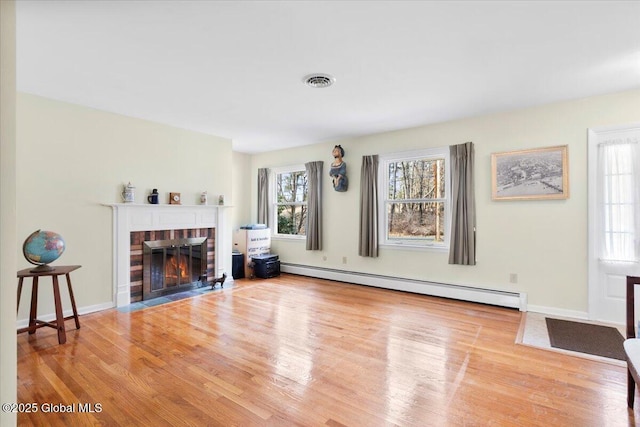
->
449, 142, 476, 265
597, 136, 640, 263
305, 161, 323, 250
257, 168, 269, 225
359, 155, 379, 257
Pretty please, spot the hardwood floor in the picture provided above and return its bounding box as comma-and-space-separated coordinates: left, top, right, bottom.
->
17, 274, 639, 426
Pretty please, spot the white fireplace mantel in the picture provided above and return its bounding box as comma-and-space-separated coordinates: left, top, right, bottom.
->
105, 203, 233, 307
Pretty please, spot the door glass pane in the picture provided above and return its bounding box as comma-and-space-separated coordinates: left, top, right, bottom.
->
600, 141, 638, 262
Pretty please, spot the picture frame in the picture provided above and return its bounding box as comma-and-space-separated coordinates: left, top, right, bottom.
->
491, 145, 569, 201
169, 192, 181, 205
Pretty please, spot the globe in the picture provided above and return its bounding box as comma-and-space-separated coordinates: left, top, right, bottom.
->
22, 229, 66, 272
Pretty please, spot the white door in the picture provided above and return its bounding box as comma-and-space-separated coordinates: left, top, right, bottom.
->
588, 124, 640, 324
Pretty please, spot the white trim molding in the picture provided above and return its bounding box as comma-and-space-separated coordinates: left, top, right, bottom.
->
16, 301, 114, 329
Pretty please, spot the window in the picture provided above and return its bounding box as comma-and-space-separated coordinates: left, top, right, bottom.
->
272, 165, 308, 237
379, 148, 450, 249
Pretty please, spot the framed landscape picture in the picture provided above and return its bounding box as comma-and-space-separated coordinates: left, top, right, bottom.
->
491, 145, 569, 201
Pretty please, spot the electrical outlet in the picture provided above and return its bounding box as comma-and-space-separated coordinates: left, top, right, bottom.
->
342, 256, 347, 264
509, 273, 518, 284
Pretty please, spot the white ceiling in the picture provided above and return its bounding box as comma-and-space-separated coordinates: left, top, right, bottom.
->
16, 1, 640, 153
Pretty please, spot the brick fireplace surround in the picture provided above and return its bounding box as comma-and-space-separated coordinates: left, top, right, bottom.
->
129, 228, 215, 302
106, 204, 232, 308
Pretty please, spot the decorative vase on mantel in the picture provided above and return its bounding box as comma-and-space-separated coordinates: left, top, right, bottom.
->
122, 182, 135, 203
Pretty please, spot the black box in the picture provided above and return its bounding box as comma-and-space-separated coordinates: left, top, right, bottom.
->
232, 252, 245, 279
252, 254, 280, 279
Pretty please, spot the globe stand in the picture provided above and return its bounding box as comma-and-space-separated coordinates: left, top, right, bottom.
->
29, 264, 55, 273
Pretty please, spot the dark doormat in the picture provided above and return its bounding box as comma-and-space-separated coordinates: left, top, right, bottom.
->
545, 317, 626, 361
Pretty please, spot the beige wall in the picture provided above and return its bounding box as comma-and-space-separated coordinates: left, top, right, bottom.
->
1, 1, 17, 425
232, 151, 252, 229
250, 89, 640, 315
16, 93, 233, 320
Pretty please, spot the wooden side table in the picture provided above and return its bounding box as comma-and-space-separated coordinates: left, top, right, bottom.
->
17, 265, 81, 344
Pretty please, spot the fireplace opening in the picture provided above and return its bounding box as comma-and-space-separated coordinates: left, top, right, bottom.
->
143, 237, 207, 300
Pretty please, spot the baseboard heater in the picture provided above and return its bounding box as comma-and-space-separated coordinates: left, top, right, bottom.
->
281, 263, 526, 310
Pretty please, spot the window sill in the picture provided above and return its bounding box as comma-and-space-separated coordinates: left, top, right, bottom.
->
272, 235, 305, 242
379, 243, 449, 253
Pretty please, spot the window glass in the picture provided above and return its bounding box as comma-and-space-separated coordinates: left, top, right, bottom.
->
274, 168, 307, 236
380, 149, 449, 248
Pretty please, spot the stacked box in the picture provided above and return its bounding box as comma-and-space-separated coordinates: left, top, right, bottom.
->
252, 254, 280, 279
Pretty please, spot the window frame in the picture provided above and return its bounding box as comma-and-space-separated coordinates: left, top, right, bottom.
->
270, 164, 308, 240
378, 147, 451, 251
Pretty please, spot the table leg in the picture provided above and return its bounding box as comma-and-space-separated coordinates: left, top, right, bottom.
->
28, 277, 39, 334
17, 277, 24, 314
52, 275, 67, 344
65, 273, 80, 329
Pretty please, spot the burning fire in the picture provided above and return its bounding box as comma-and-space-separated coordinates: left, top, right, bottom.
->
165, 256, 189, 282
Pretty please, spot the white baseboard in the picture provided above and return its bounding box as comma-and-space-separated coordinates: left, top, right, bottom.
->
17, 301, 114, 329
281, 263, 525, 310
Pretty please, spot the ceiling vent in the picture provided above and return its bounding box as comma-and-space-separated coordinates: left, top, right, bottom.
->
303, 73, 336, 88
